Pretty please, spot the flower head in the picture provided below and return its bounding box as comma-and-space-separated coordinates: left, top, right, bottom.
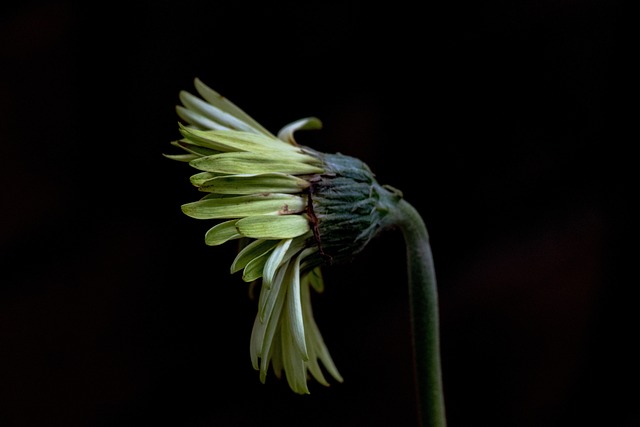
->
166, 78, 401, 394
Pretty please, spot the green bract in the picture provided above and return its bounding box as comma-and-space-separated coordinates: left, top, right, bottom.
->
166, 78, 400, 394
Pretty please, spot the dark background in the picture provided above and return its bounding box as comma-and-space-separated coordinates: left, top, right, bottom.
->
1, 1, 633, 426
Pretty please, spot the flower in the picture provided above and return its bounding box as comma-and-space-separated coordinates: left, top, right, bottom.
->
166, 78, 401, 394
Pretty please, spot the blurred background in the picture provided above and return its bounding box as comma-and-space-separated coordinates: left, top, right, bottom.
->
1, 1, 633, 426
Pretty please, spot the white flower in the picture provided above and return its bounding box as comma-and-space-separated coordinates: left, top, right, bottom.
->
166, 78, 344, 394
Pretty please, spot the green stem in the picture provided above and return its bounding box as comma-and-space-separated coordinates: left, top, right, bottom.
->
391, 199, 446, 427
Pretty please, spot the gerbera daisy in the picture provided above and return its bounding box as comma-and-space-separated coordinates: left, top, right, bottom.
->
165, 78, 403, 394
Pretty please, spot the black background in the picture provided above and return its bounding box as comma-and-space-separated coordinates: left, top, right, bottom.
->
1, 1, 633, 426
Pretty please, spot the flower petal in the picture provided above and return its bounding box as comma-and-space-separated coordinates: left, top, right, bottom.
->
243, 250, 272, 282
193, 78, 274, 137
307, 318, 343, 384
198, 173, 310, 195
162, 153, 199, 162
230, 239, 278, 274
262, 238, 293, 290
286, 248, 312, 362
180, 125, 298, 154
258, 259, 290, 383
204, 220, 242, 246
299, 273, 329, 386
277, 117, 323, 145
199, 192, 235, 200
259, 235, 310, 320
171, 139, 221, 157
307, 266, 325, 293
281, 310, 310, 394
270, 334, 284, 379
176, 105, 233, 131
181, 193, 306, 219
189, 171, 218, 187
249, 314, 263, 371
236, 215, 310, 239
301, 274, 343, 383
258, 259, 289, 335
180, 90, 262, 134
189, 151, 324, 175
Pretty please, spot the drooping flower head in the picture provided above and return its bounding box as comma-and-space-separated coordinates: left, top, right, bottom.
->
166, 78, 402, 394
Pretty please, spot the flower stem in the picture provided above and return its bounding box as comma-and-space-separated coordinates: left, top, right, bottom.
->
391, 198, 446, 427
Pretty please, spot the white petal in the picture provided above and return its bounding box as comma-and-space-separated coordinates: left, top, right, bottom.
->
180, 90, 262, 134
249, 314, 262, 371
301, 273, 343, 383
287, 248, 316, 361
176, 105, 232, 131
300, 276, 329, 386
270, 333, 284, 379
277, 117, 323, 145
258, 260, 288, 329
230, 239, 277, 274
258, 259, 290, 383
281, 309, 310, 394
258, 235, 310, 321
263, 238, 293, 289
193, 78, 274, 137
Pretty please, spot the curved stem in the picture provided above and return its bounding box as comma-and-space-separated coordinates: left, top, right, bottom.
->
391, 199, 446, 427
